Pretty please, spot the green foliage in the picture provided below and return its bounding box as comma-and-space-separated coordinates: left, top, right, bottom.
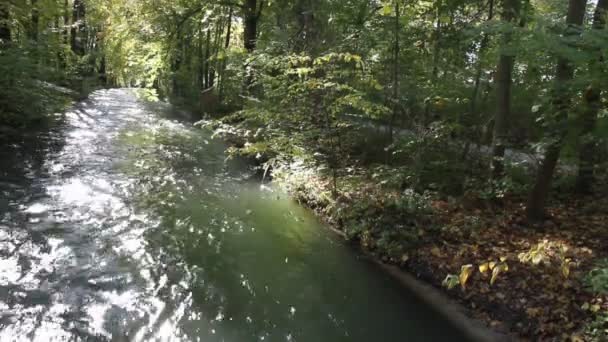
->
335, 187, 435, 255
0, 0, 106, 128
0, 47, 72, 127
584, 312, 608, 341
586, 259, 608, 295
392, 122, 468, 195
247, 51, 388, 126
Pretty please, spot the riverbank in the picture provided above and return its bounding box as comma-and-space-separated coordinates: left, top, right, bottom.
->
200, 115, 608, 341
0, 81, 82, 141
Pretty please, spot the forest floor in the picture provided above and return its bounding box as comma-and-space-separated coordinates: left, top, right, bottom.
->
203, 117, 608, 341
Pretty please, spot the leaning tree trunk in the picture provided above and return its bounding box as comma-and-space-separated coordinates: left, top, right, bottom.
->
0, 3, 10, 43
526, 0, 587, 222
491, 0, 520, 179
575, 0, 608, 193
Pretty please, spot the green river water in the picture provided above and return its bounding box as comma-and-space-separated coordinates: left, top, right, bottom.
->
0, 89, 470, 341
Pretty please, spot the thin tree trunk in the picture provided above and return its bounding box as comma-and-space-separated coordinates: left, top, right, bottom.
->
527, 0, 587, 221
63, 0, 69, 45
198, 25, 204, 88
31, 0, 39, 41
0, 3, 10, 43
491, 54, 514, 178
576, 0, 608, 193
424, 7, 441, 125
243, 0, 261, 53
204, 28, 211, 88
71, 0, 85, 55
243, 0, 264, 90
209, 19, 223, 88
388, 0, 400, 145
219, 6, 233, 103
71, 0, 79, 53
491, 0, 520, 179
470, 0, 494, 115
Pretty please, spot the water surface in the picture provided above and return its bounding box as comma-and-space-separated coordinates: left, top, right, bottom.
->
0, 89, 469, 341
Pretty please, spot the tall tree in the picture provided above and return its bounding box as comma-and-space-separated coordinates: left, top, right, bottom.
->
575, 0, 608, 193
491, 0, 520, 179
527, 0, 588, 221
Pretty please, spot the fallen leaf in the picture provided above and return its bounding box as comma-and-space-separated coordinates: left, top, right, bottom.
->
491, 262, 508, 286
442, 274, 459, 290
459, 264, 474, 290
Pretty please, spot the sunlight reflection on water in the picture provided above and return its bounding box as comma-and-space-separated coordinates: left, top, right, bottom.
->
0, 89, 469, 342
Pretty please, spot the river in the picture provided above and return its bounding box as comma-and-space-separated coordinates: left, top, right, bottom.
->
0, 89, 470, 341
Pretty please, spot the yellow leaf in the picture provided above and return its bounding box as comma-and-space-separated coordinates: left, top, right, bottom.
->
590, 304, 601, 313
561, 260, 571, 279
479, 262, 490, 274
500, 256, 508, 262
489, 261, 497, 270
532, 252, 543, 265
491, 262, 508, 286
459, 264, 474, 290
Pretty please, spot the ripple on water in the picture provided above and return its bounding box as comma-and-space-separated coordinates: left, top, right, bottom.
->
0, 89, 470, 342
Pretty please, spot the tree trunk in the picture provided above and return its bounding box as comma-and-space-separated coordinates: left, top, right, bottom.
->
243, 0, 264, 90
424, 7, 441, 125
575, 0, 608, 193
491, 0, 520, 179
31, 0, 39, 41
526, 0, 587, 221
209, 19, 223, 89
388, 0, 400, 145
198, 25, 204, 88
218, 6, 233, 103
63, 0, 69, 45
71, 0, 85, 55
204, 28, 211, 88
243, 0, 260, 53
0, 3, 10, 43
470, 0, 494, 115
